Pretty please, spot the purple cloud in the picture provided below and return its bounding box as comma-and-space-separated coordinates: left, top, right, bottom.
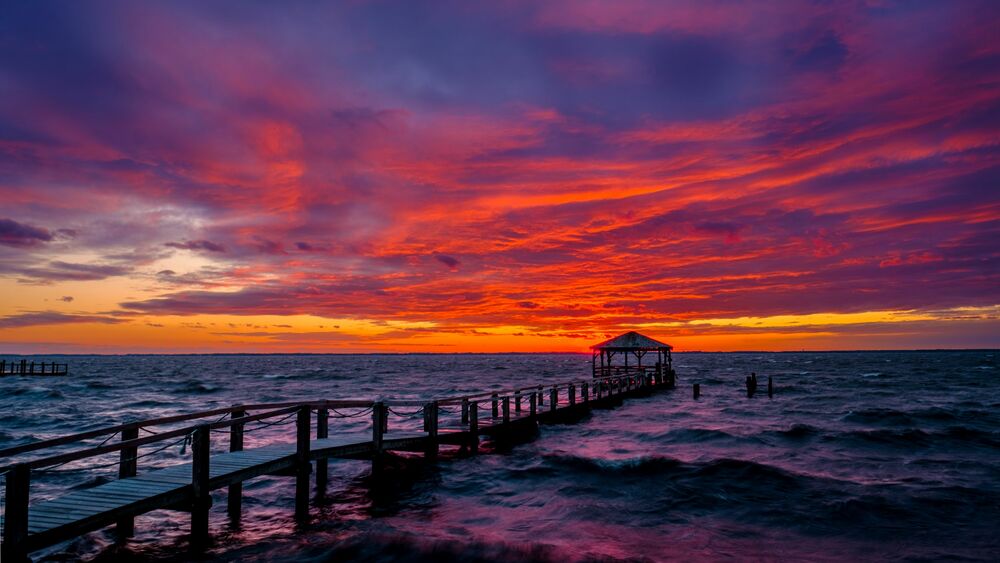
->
165, 240, 226, 252
0, 311, 126, 328
0, 218, 53, 247
434, 253, 460, 270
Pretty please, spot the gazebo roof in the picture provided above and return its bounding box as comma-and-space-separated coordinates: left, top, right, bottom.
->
591, 331, 672, 351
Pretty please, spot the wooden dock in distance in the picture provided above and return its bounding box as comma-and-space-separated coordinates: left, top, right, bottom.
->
0, 372, 673, 561
0, 360, 68, 376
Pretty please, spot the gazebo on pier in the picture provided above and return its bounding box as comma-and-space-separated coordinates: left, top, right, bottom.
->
591, 331, 674, 385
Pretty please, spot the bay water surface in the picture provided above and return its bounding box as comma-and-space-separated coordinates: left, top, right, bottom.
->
1, 351, 998, 561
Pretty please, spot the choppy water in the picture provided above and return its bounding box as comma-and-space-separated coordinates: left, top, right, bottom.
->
1, 351, 998, 562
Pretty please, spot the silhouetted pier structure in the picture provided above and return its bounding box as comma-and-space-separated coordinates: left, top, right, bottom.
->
592, 331, 674, 385
0, 360, 68, 376
0, 370, 675, 560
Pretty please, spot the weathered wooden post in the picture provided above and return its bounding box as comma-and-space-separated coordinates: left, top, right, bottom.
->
20, 359, 26, 374
1, 360, 5, 374
116, 426, 140, 537
768, 376, 774, 398
746, 375, 753, 398
537, 385, 544, 406
461, 397, 469, 424
491, 393, 499, 419
468, 401, 479, 453
568, 383, 576, 407
228, 408, 246, 520
315, 408, 328, 495
529, 391, 537, 418
424, 401, 439, 457
502, 396, 510, 423
582, 382, 589, 403
550, 387, 558, 412
191, 425, 211, 545
693, 383, 700, 399
3, 464, 30, 562
515, 391, 522, 413
29, 361, 34, 375
294, 406, 311, 521
372, 402, 385, 454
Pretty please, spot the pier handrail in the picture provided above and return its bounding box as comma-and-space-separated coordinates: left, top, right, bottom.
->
0, 405, 310, 473
0, 374, 637, 469
436, 374, 626, 405
0, 400, 375, 461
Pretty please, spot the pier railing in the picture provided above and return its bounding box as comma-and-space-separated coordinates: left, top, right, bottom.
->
0, 360, 68, 376
0, 372, 665, 559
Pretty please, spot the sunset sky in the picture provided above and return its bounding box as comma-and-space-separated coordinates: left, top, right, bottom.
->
1, 1, 998, 353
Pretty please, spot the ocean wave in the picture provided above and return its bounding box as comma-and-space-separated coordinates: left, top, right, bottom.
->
830, 427, 1000, 449
767, 423, 821, 440
293, 532, 557, 563
653, 428, 742, 443
177, 380, 221, 394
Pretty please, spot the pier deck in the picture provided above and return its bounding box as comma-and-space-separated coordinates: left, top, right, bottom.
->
0, 373, 672, 560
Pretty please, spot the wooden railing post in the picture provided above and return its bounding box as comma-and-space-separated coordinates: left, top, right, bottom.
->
316, 408, 329, 494
116, 426, 139, 538
514, 391, 522, 413
582, 382, 589, 403
568, 384, 576, 407
372, 402, 385, 453
461, 398, 469, 424
491, 393, 499, 419
191, 425, 211, 546
537, 385, 544, 406
424, 401, 439, 457
227, 408, 246, 520
529, 392, 537, 418
468, 401, 479, 453
295, 406, 311, 521
2, 464, 30, 562
502, 396, 510, 423
550, 387, 557, 412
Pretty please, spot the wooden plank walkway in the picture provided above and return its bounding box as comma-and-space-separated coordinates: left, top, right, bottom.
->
1, 371, 675, 561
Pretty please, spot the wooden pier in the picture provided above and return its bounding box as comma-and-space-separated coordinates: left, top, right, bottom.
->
0, 360, 68, 376
0, 372, 673, 561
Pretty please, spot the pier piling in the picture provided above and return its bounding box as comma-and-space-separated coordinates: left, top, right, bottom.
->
190, 425, 211, 546
228, 408, 246, 519
294, 406, 311, 521
468, 401, 479, 453
693, 383, 700, 399
315, 408, 328, 495
2, 464, 30, 562
116, 427, 139, 538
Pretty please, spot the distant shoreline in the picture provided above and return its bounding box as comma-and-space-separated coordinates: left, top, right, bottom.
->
0, 349, 995, 357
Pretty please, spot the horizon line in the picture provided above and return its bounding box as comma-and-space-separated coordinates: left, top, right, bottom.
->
0, 348, 996, 357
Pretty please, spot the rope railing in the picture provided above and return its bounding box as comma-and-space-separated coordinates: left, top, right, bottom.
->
0, 405, 302, 473
0, 373, 647, 472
